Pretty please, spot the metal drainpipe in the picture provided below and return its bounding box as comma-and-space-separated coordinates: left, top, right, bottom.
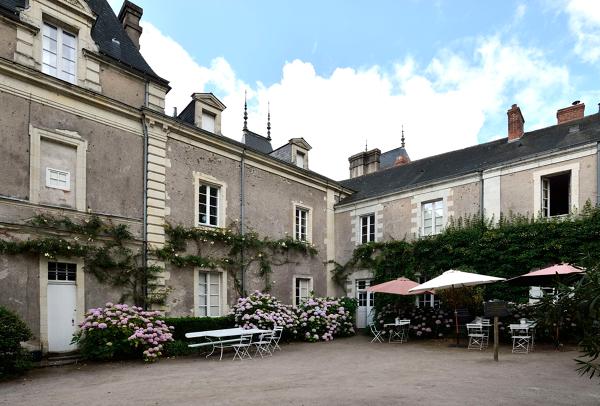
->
240, 148, 246, 296
479, 170, 484, 220
141, 83, 149, 309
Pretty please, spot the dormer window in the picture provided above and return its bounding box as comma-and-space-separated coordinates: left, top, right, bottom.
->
296, 151, 305, 169
42, 23, 77, 84
201, 110, 216, 133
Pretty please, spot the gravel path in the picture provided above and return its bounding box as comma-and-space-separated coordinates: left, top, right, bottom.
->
1, 335, 599, 406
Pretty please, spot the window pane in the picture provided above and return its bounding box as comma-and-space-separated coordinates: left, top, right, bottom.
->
198, 307, 207, 317
43, 23, 57, 39
209, 295, 219, 306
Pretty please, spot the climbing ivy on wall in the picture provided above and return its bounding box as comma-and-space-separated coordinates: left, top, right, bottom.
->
155, 223, 318, 295
332, 201, 600, 304
0, 214, 164, 308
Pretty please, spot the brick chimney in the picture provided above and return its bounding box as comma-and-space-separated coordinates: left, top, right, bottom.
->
507, 104, 524, 141
557, 101, 585, 125
118, 1, 143, 50
348, 148, 381, 178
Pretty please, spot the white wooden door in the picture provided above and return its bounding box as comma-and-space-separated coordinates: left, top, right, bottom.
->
47, 283, 77, 352
355, 279, 373, 329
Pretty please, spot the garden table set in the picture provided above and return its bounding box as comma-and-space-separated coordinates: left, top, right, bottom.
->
509, 320, 537, 353
384, 319, 411, 343
185, 327, 283, 360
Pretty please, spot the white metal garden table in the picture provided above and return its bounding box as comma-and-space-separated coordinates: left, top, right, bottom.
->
185, 327, 272, 359
384, 320, 410, 343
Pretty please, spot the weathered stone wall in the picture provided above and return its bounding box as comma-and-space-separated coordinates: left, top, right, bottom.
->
98, 62, 146, 108
0, 19, 16, 60
164, 136, 330, 314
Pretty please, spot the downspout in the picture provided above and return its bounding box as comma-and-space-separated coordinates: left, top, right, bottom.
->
240, 148, 246, 296
479, 170, 484, 221
141, 82, 149, 309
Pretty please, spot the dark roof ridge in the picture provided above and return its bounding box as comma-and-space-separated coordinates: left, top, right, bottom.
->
345, 112, 600, 183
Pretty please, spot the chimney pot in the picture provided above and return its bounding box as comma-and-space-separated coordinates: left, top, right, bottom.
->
557, 101, 585, 125
118, 1, 143, 50
507, 104, 525, 141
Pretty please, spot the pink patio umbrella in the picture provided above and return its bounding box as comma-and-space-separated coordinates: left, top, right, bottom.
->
506, 264, 585, 286
367, 277, 430, 296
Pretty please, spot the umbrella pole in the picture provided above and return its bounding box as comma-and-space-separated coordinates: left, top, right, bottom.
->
454, 306, 459, 346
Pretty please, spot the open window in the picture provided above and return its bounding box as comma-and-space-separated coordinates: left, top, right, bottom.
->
541, 171, 571, 217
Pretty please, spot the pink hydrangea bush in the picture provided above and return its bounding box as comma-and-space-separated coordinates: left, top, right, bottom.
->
376, 304, 454, 339
72, 303, 174, 362
232, 291, 298, 333
295, 297, 355, 342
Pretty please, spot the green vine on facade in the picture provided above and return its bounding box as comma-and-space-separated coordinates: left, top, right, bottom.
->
332, 201, 600, 304
155, 223, 318, 295
0, 214, 164, 308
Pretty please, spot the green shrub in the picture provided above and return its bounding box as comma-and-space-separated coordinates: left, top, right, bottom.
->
163, 315, 235, 341
0, 307, 33, 379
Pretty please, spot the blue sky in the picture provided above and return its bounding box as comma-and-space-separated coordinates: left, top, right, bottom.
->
109, 0, 600, 180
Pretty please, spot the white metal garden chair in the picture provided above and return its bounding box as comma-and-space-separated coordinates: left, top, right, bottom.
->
369, 323, 384, 343
467, 323, 485, 350
480, 318, 491, 349
268, 326, 283, 352
232, 334, 253, 361
253, 331, 274, 358
510, 324, 531, 354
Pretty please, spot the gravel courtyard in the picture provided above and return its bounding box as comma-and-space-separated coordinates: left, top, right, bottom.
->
1, 335, 599, 406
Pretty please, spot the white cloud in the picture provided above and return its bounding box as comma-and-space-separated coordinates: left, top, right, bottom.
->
139, 22, 571, 181
565, 0, 600, 63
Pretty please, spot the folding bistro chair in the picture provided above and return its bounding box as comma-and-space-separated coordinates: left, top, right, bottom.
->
467, 323, 485, 350
254, 331, 274, 358
232, 334, 253, 361
270, 326, 284, 352
480, 318, 491, 349
510, 324, 531, 354
369, 323, 384, 343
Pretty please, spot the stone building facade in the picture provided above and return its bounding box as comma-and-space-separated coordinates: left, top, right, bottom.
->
0, 0, 599, 352
337, 102, 600, 327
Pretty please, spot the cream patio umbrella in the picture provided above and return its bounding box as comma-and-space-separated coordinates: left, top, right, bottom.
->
409, 270, 506, 346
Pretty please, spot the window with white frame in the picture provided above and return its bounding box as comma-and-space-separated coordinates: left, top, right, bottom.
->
198, 271, 221, 317
422, 200, 444, 236
360, 214, 376, 244
356, 280, 374, 307
416, 275, 439, 308
42, 23, 77, 84
198, 184, 219, 227
295, 277, 311, 305
45, 168, 71, 191
541, 171, 571, 217
295, 207, 309, 241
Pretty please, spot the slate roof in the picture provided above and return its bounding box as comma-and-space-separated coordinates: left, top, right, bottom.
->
86, 0, 167, 85
178, 100, 195, 125
0, 0, 24, 18
242, 130, 273, 154
380, 146, 410, 170
339, 113, 600, 205
0, 0, 167, 85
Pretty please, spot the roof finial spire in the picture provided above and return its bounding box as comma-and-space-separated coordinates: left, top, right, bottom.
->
267, 101, 272, 141
365, 139, 368, 152
243, 89, 248, 131
401, 124, 405, 148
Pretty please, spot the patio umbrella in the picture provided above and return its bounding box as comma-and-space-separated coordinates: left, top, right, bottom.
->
367, 277, 429, 296
408, 270, 506, 345
506, 264, 584, 286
